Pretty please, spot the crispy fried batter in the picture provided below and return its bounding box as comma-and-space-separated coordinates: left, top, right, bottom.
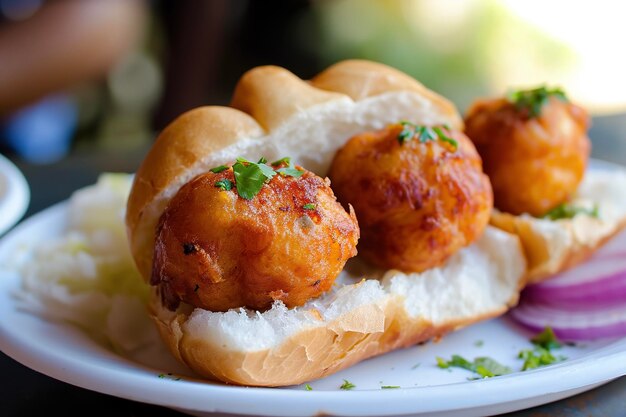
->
152, 166, 359, 312
464, 97, 590, 216
328, 124, 492, 272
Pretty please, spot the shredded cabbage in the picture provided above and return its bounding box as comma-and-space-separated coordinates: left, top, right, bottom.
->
16, 174, 157, 355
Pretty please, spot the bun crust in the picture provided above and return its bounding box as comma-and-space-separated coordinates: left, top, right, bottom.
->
489, 168, 626, 283
127, 60, 464, 282
149, 227, 525, 386
126, 60, 526, 386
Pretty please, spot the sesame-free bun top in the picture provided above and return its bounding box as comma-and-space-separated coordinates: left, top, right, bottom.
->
126, 60, 463, 281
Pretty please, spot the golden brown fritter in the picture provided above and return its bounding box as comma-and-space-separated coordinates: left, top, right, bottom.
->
464, 95, 590, 216
151, 163, 359, 312
328, 123, 493, 273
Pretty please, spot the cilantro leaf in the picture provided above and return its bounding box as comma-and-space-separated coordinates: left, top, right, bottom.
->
232, 161, 274, 200
397, 122, 458, 150
304, 384, 313, 391
303, 203, 316, 210
214, 179, 233, 191
230, 156, 303, 200
436, 355, 512, 378
508, 86, 569, 118
271, 157, 291, 167
340, 379, 356, 390
381, 385, 400, 389
518, 346, 564, 370
276, 167, 304, 177
542, 203, 599, 221
531, 327, 562, 350
210, 165, 229, 173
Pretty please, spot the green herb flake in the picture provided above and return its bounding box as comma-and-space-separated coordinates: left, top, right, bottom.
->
518, 327, 567, 371
397, 122, 458, 150
518, 347, 564, 370
508, 86, 568, 118
158, 373, 182, 381
214, 179, 233, 191
411, 363, 421, 370
304, 384, 313, 391
340, 379, 356, 390
210, 165, 229, 173
303, 203, 316, 210
474, 340, 484, 347
232, 159, 275, 200
381, 385, 400, 389
276, 167, 304, 177
271, 157, 291, 167
436, 356, 450, 369
531, 327, 562, 350
230, 156, 304, 200
437, 355, 512, 378
273, 156, 304, 177
543, 203, 599, 221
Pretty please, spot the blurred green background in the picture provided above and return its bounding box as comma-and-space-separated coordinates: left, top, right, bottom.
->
1, 0, 625, 163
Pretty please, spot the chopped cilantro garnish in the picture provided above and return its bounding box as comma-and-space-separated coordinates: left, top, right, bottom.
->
303, 203, 316, 210
340, 379, 356, 390
436, 356, 450, 369
158, 373, 182, 381
543, 203, 599, 221
271, 157, 291, 167
214, 179, 233, 191
210, 157, 304, 200
304, 384, 313, 391
531, 327, 562, 350
508, 86, 568, 118
397, 122, 458, 150
436, 355, 512, 378
232, 157, 277, 200
518, 347, 562, 370
210, 165, 229, 173
381, 385, 400, 389
518, 327, 567, 370
273, 156, 304, 177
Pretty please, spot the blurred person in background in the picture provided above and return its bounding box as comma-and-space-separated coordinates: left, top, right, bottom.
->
0, 0, 145, 163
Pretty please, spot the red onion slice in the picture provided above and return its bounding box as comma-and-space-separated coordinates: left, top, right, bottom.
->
510, 300, 626, 340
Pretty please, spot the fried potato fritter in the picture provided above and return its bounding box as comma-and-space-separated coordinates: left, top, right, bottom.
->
328, 123, 493, 272
152, 164, 359, 312
464, 95, 590, 216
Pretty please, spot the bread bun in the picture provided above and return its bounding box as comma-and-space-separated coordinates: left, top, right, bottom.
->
126, 60, 526, 386
491, 167, 626, 283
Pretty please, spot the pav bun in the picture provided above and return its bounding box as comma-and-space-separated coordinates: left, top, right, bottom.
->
126, 60, 527, 386
464, 88, 626, 283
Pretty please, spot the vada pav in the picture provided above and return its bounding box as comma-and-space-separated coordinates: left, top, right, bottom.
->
328, 122, 493, 272
151, 157, 359, 312
464, 87, 591, 217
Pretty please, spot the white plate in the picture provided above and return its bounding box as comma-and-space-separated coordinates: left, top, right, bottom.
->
1, 163, 625, 417
0, 153, 29, 236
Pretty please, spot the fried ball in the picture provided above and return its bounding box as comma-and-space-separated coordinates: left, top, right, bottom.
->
464, 96, 590, 216
328, 123, 493, 273
151, 164, 359, 312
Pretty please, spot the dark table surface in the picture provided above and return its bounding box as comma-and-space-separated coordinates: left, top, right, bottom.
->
2, 114, 626, 416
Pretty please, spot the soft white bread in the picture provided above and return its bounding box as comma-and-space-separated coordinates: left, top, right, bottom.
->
150, 227, 525, 386
126, 60, 526, 386
126, 61, 465, 281
491, 167, 626, 283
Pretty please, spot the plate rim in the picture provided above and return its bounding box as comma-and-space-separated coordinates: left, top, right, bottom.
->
0, 159, 625, 417
0, 153, 29, 236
